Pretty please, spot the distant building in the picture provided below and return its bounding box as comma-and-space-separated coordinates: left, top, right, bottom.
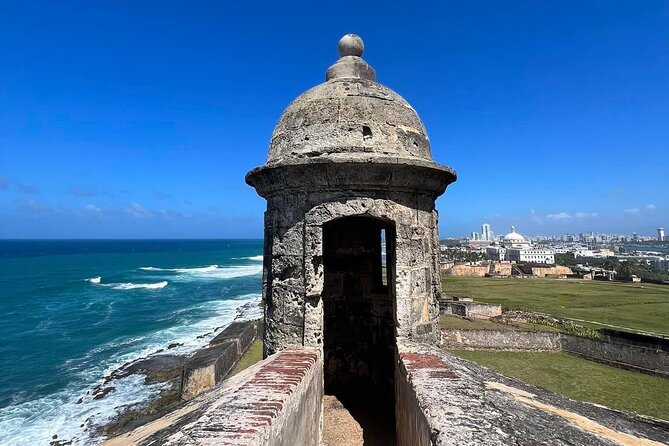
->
659, 228, 665, 242
482, 223, 491, 241
471, 231, 480, 241
486, 226, 555, 265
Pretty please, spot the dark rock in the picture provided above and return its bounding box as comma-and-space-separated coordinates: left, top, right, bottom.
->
92, 386, 114, 400
121, 355, 185, 384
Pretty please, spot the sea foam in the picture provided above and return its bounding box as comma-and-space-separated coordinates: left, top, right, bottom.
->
0, 293, 262, 446
235, 255, 263, 261
106, 281, 168, 290
139, 264, 262, 281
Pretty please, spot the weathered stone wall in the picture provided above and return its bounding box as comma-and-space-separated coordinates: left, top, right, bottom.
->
441, 329, 562, 351
561, 334, 669, 377
444, 264, 489, 277
530, 265, 573, 277
263, 190, 442, 358
600, 328, 669, 352
491, 261, 513, 276
395, 354, 432, 446
396, 341, 668, 445
441, 328, 669, 376
182, 320, 261, 399
440, 302, 502, 319
102, 348, 322, 446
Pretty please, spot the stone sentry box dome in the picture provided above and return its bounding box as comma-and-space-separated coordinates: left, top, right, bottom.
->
247, 34, 456, 410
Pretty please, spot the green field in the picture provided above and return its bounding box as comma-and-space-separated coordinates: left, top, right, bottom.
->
231, 339, 263, 375
449, 350, 669, 421
442, 277, 669, 335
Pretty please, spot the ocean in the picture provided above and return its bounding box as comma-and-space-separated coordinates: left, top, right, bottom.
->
0, 239, 263, 446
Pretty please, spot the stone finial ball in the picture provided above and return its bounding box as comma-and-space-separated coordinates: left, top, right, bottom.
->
338, 34, 364, 57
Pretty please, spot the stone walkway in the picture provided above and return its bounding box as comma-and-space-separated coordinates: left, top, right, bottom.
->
323, 393, 397, 446
323, 395, 363, 446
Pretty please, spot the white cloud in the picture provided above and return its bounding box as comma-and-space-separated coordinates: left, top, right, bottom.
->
575, 212, 598, 218
84, 204, 103, 217
646, 204, 656, 210
529, 209, 543, 224
16, 199, 60, 216
125, 202, 154, 218
624, 208, 640, 216
547, 212, 572, 221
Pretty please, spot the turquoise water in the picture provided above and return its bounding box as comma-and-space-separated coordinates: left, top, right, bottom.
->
0, 240, 263, 445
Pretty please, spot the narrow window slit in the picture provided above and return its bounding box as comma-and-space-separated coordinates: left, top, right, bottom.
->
381, 228, 387, 286
363, 126, 373, 140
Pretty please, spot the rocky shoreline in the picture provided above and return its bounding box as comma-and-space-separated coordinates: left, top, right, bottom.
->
51, 301, 263, 446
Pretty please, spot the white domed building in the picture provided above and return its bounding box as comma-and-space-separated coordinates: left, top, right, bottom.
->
502, 226, 530, 247
487, 226, 555, 264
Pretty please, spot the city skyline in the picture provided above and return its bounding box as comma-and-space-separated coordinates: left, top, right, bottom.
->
1, 1, 667, 238
461, 222, 668, 241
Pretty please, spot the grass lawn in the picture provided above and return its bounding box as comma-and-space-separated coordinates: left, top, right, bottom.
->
231, 339, 263, 375
449, 350, 669, 421
442, 277, 669, 335
439, 315, 561, 332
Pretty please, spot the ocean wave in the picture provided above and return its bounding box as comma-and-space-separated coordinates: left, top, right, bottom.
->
0, 293, 262, 446
233, 255, 263, 261
139, 264, 262, 281
139, 265, 218, 273
86, 276, 101, 284
101, 281, 168, 290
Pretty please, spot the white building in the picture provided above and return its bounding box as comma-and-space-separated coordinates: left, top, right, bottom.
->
659, 228, 665, 242
482, 223, 491, 241
486, 226, 555, 265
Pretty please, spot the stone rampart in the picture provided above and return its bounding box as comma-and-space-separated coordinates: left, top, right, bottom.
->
440, 302, 502, 319
182, 319, 261, 399
491, 261, 512, 276
600, 328, 669, 352
441, 329, 561, 351
396, 341, 668, 445
529, 265, 573, 277
445, 264, 488, 277
101, 348, 322, 446
561, 334, 669, 377
441, 328, 669, 377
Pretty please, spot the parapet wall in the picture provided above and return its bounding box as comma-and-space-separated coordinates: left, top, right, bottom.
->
182, 319, 261, 399
442, 329, 561, 351
440, 301, 502, 319
102, 347, 322, 446
441, 329, 669, 377
562, 334, 669, 377
395, 354, 432, 446
444, 264, 489, 277
396, 341, 668, 445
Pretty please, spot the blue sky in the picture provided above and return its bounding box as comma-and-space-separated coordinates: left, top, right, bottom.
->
1, 0, 667, 238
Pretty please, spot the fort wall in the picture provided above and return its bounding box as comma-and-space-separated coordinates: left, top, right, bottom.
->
442, 329, 561, 351
101, 348, 322, 446
441, 329, 669, 377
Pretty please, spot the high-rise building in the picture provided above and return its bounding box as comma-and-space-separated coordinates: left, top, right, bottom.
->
482, 223, 491, 241
471, 231, 479, 240
659, 228, 666, 242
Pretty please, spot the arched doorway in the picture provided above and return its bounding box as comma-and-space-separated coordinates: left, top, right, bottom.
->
322, 216, 397, 445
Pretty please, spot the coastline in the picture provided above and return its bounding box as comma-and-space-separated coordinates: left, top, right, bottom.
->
50, 299, 263, 446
